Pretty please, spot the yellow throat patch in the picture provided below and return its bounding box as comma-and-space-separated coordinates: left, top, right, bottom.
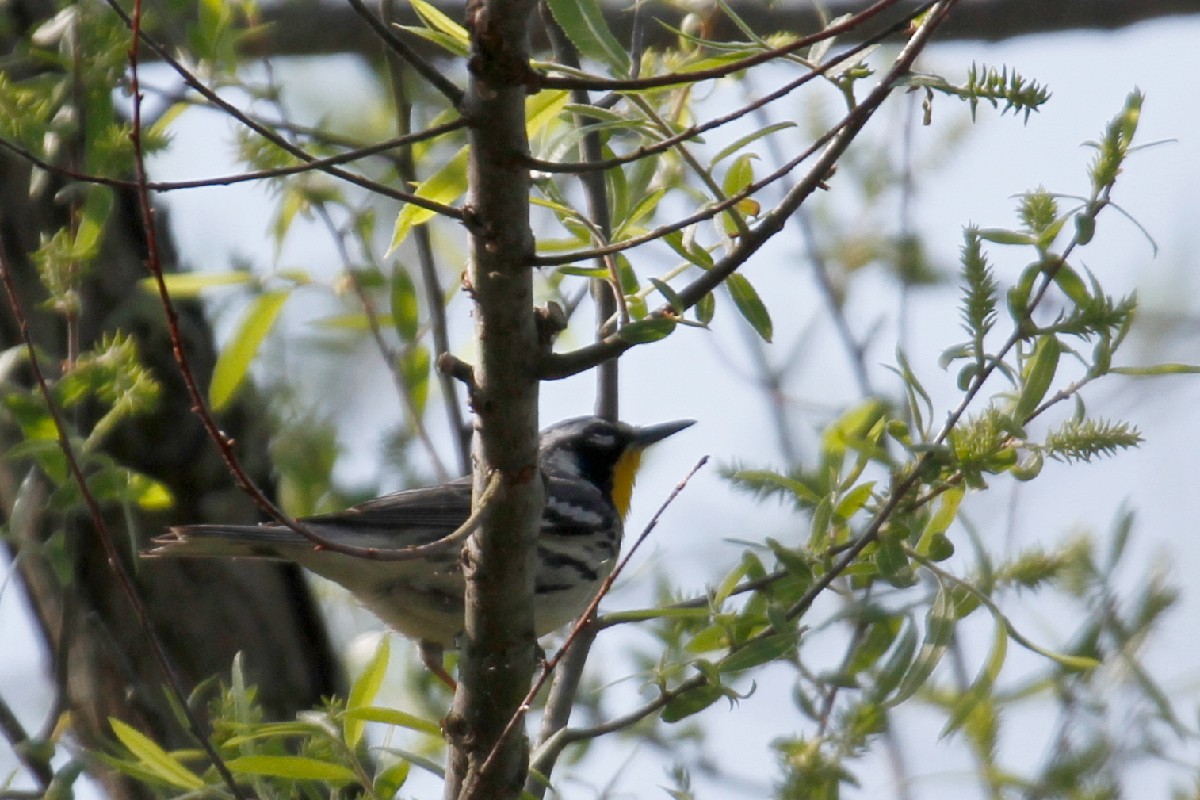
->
611, 448, 643, 520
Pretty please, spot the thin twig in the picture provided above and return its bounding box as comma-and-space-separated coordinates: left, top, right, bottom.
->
119, 8, 465, 568
347, 0, 464, 107
522, 11, 909, 177
0, 121, 466, 194
0, 233, 246, 799
381, 0, 470, 474
537, 4, 943, 382
464, 456, 709, 797
0, 693, 53, 791
532, 0, 903, 92
100, 0, 464, 217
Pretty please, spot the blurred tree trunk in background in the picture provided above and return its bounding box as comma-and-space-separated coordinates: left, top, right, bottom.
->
0, 3, 342, 797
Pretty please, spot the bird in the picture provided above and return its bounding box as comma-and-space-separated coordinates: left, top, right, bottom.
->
145, 416, 694, 686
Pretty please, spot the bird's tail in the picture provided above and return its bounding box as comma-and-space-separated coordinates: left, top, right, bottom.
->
146, 524, 310, 560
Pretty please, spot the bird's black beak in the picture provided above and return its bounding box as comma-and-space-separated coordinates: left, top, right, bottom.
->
632, 419, 695, 449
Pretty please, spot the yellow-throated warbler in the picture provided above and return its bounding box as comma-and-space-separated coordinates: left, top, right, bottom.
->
147, 416, 693, 684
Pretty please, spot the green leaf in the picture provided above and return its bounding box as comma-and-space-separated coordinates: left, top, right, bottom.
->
721, 153, 756, 198
74, 185, 113, 258
544, 0, 631, 75
210, 290, 290, 411
343, 707, 441, 738
401, 345, 432, 418
870, 620, 918, 702
662, 684, 723, 723
834, 482, 874, 520
409, 0, 469, 52
617, 317, 676, 344
109, 719, 204, 791
526, 89, 571, 136
916, 486, 963, 556
711, 123, 796, 166
1051, 263, 1090, 306
345, 637, 390, 749
694, 291, 715, 325
977, 228, 1034, 246
226, 755, 357, 783
389, 149, 467, 253
649, 278, 684, 313
886, 580, 957, 706
1015, 335, 1061, 420
140, 271, 254, 298
1112, 363, 1200, 376
725, 274, 772, 342
942, 613, 1007, 736
556, 265, 610, 280
391, 267, 420, 343
375, 759, 411, 797
719, 633, 795, 673
874, 532, 908, 578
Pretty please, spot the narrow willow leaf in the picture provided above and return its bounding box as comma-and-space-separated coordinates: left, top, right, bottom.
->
834, 481, 875, 520
345, 637, 390, 749
649, 278, 684, 313
713, 559, 750, 607
556, 265, 610, 279
941, 612, 1008, 736
1015, 335, 1060, 420
226, 755, 357, 783
1112, 363, 1200, 376
343, 707, 441, 738
388, 149, 467, 253
917, 486, 964, 556
871, 620, 918, 702
73, 185, 113, 258
409, 0, 469, 51
719, 633, 795, 673
109, 719, 204, 790
977, 228, 1034, 246
526, 89, 571, 136
401, 345, 432, 418
140, 272, 255, 297
711, 123, 796, 166
1051, 262, 1091, 306
721, 153, 755, 198
726, 274, 773, 342
544, 0, 631, 74
662, 684, 723, 723
376, 759, 411, 798
685, 623, 730, 654
210, 290, 289, 411
391, 267, 419, 343
874, 533, 908, 578
617, 317, 675, 344
809, 496, 833, 549
694, 291, 715, 325
886, 580, 957, 706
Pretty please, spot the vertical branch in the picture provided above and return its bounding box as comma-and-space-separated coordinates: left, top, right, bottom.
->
381, 0, 471, 475
444, 1, 542, 798
543, 20, 620, 421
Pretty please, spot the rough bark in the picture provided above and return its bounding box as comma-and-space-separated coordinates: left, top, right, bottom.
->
441, 1, 543, 798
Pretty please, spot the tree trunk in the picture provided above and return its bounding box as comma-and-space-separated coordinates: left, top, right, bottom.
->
0, 4, 343, 797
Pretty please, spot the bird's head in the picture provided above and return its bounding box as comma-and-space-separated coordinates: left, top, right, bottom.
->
538, 416, 695, 518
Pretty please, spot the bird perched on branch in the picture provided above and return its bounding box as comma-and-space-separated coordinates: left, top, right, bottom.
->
146, 416, 694, 686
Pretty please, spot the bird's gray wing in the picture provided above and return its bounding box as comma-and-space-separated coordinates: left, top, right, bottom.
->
148, 478, 475, 558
